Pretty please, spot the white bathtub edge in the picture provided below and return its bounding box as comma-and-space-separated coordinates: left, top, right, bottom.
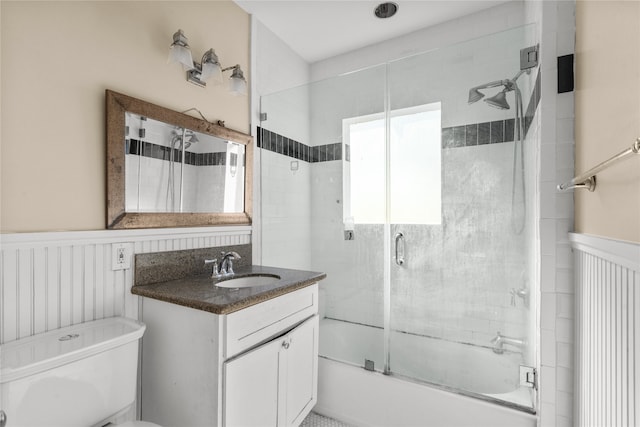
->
315, 357, 538, 427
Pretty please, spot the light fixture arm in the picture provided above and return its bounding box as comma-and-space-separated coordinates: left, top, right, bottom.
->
187, 63, 206, 87
222, 64, 244, 80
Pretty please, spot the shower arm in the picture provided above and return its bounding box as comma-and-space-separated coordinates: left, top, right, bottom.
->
511, 69, 527, 83
471, 70, 529, 93
469, 79, 511, 92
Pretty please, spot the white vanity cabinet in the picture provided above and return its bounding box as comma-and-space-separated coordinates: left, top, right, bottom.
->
224, 314, 318, 427
139, 283, 319, 427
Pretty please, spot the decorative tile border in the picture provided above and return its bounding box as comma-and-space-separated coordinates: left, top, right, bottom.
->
126, 139, 227, 166
257, 127, 343, 163
442, 119, 516, 148
260, 69, 542, 157
443, 69, 541, 149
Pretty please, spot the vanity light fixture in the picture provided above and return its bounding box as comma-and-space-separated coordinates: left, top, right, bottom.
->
225, 65, 247, 96
168, 29, 194, 70
168, 29, 247, 95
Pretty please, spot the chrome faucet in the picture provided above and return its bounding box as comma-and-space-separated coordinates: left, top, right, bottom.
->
219, 251, 241, 276
490, 331, 526, 354
204, 251, 241, 279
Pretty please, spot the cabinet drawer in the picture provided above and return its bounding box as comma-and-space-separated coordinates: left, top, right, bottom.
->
224, 284, 318, 359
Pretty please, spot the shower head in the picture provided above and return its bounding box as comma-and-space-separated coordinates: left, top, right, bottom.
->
186, 131, 199, 145
183, 131, 199, 150
468, 88, 485, 104
484, 89, 510, 110
170, 128, 199, 150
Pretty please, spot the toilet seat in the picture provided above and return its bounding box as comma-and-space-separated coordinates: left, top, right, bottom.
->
118, 421, 162, 427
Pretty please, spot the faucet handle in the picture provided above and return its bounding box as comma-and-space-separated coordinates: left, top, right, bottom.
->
204, 258, 219, 278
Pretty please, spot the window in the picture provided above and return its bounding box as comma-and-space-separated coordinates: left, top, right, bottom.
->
343, 103, 442, 225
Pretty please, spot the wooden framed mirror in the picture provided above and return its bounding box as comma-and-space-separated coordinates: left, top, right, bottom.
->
106, 90, 253, 229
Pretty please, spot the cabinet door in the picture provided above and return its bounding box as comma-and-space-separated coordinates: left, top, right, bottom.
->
224, 337, 282, 427
223, 314, 319, 427
284, 315, 319, 427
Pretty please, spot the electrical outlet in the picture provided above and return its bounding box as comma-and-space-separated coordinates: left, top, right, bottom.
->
112, 243, 132, 270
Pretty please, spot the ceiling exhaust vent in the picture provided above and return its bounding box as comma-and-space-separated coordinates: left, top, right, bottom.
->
374, 2, 398, 19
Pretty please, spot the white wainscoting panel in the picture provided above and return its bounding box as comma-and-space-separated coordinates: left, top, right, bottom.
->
571, 233, 640, 427
0, 226, 251, 345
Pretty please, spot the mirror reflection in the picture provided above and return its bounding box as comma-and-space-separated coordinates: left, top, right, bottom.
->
124, 112, 245, 213
106, 89, 252, 229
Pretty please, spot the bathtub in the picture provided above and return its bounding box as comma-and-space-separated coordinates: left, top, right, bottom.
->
315, 318, 537, 427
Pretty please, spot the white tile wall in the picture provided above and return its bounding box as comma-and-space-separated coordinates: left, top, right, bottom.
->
0, 226, 251, 345
526, 1, 576, 426
251, 17, 312, 267
260, 150, 312, 270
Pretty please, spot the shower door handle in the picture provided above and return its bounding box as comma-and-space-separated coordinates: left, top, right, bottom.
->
394, 232, 405, 266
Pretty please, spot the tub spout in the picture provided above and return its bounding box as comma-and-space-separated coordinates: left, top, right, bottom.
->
491, 331, 526, 354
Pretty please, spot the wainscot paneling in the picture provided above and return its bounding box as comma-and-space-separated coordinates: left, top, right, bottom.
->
0, 226, 251, 344
572, 233, 640, 426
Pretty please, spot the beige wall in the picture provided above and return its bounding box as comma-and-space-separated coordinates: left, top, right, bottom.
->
575, 0, 640, 243
0, 1, 250, 232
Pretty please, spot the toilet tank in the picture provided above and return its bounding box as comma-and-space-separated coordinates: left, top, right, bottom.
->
0, 317, 145, 427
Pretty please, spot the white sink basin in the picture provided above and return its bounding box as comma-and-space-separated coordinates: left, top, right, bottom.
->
215, 275, 280, 288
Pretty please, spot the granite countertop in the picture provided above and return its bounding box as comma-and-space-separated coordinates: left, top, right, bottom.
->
131, 265, 326, 315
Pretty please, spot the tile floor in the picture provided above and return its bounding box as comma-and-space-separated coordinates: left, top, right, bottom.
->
301, 412, 352, 427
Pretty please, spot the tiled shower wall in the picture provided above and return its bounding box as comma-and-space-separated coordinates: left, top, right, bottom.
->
125, 155, 233, 213
259, 148, 312, 270
523, 1, 577, 426
124, 116, 243, 213
0, 226, 250, 345
305, 26, 538, 347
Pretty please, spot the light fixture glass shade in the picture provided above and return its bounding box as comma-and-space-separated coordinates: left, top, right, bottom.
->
228, 66, 247, 96
168, 29, 194, 71
199, 49, 223, 83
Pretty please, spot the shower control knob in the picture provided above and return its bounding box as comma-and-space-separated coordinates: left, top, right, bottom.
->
282, 340, 290, 350
0, 410, 7, 427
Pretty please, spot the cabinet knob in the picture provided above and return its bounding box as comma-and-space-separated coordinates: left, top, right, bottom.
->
282, 340, 290, 349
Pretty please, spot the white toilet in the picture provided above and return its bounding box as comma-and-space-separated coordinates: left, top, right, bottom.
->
0, 317, 161, 427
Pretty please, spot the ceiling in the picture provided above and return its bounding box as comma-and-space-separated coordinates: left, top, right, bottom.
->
234, 0, 513, 63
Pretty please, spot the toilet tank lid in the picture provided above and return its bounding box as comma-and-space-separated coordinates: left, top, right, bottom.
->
0, 317, 145, 384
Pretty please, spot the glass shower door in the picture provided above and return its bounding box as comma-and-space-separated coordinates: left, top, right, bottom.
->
345, 103, 443, 374
386, 30, 536, 410
259, 64, 389, 372
259, 23, 537, 412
